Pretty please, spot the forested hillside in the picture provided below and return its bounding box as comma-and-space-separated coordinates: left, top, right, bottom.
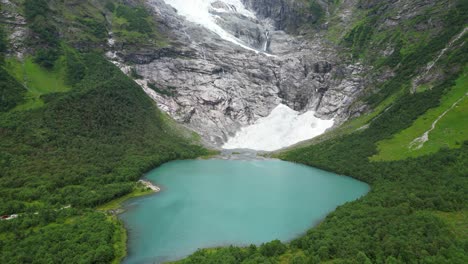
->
0, 0, 207, 263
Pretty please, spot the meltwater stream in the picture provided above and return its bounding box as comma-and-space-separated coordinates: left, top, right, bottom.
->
121, 159, 369, 263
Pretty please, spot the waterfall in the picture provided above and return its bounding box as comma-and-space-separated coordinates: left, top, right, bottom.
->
425, 27, 467, 75
182, 29, 191, 41
201, 47, 207, 60
263, 30, 270, 52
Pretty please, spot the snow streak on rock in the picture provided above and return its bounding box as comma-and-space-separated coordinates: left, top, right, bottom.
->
162, 0, 260, 52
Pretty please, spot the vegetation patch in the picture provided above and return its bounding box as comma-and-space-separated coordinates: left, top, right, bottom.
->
109, 215, 128, 264
4, 57, 71, 110
0, 209, 118, 263
0, 67, 25, 112
96, 183, 154, 212
433, 210, 468, 241
24, 0, 61, 68
148, 82, 178, 97
109, 3, 168, 47
0, 22, 6, 62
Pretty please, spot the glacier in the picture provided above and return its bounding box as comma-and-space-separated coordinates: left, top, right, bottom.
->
162, 0, 261, 52
223, 104, 334, 151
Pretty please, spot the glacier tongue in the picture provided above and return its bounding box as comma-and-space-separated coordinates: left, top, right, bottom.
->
162, 0, 260, 52
223, 104, 334, 151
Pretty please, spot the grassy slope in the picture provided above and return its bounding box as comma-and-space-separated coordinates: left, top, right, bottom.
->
372, 69, 467, 161
4, 57, 71, 110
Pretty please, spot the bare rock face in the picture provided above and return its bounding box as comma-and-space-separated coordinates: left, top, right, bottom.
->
108, 0, 367, 147
1, 0, 28, 58
241, 0, 320, 32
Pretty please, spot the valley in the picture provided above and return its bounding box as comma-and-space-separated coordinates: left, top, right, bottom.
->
0, 0, 467, 264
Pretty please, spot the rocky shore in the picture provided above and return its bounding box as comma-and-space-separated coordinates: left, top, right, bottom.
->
138, 180, 161, 192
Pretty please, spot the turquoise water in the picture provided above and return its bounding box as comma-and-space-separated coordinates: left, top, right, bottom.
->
121, 159, 369, 264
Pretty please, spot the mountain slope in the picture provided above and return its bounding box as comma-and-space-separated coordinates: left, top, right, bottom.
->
0, 1, 208, 263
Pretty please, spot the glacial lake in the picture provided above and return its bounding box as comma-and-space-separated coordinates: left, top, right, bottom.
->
121, 159, 370, 264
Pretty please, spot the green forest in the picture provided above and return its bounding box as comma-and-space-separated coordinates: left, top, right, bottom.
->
0, 52, 208, 262
0, 1, 208, 262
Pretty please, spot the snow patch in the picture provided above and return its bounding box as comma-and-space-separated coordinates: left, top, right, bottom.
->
223, 104, 334, 151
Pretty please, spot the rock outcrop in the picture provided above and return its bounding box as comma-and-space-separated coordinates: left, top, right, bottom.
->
241, 0, 322, 32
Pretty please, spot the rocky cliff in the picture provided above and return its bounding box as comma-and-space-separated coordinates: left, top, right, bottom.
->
108, 0, 366, 147
241, 0, 321, 32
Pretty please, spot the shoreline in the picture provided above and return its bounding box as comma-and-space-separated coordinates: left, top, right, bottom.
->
97, 180, 160, 212
102, 179, 163, 264
138, 179, 161, 192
